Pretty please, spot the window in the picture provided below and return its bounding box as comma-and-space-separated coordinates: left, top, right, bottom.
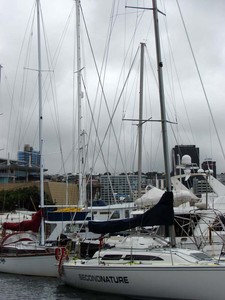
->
191, 252, 212, 261
102, 254, 123, 260
110, 210, 120, 219
125, 210, 130, 218
123, 255, 163, 261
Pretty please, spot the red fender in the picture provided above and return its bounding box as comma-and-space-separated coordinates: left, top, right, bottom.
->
55, 247, 66, 261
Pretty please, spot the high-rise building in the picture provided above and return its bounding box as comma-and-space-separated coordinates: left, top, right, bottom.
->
100, 174, 147, 205
202, 158, 216, 178
18, 144, 40, 167
171, 145, 200, 176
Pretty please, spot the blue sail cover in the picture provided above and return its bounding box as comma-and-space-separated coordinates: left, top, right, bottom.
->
88, 191, 174, 234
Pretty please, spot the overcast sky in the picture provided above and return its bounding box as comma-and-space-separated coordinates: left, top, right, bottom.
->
0, 0, 225, 176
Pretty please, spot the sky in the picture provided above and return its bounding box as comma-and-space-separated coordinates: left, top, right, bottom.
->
0, 0, 225, 176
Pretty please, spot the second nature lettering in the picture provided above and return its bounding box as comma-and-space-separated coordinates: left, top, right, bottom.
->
79, 274, 129, 284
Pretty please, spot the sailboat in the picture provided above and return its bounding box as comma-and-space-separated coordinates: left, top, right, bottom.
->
0, 0, 59, 277
133, 169, 225, 257
60, 1, 225, 299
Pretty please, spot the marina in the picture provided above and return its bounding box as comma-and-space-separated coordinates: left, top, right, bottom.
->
0, 0, 225, 299
0, 273, 136, 300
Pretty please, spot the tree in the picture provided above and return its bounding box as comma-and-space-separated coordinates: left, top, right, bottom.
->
0, 186, 54, 212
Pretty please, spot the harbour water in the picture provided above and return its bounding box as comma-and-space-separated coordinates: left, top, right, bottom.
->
0, 273, 168, 299
0, 273, 126, 300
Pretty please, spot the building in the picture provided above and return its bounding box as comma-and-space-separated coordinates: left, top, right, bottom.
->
17, 144, 41, 180
201, 158, 216, 178
0, 144, 42, 183
18, 144, 40, 168
192, 176, 213, 196
0, 158, 40, 183
172, 145, 200, 176
190, 158, 217, 195
217, 173, 225, 185
172, 145, 218, 194
0, 181, 78, 206
100, 174, 147, 205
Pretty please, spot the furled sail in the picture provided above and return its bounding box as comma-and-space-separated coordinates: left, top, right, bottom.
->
88, 191, 174, 234
2, 210, 42, 233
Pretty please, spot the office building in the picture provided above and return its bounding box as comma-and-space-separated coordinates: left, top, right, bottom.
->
18, 144, 40, 167
201, 158, 216, 178
172, 145, 200, 176
100, 174, 147, 205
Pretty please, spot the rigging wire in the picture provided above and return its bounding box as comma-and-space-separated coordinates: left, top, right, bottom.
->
13, 1, 75, 176
162, 1, 197, 148
79, 1, 116, 177
7, 2, 36, 159
80, 3, 144, 198
119, 4, 146, 174
40, 3, 75, 175
176, 0, 225, 162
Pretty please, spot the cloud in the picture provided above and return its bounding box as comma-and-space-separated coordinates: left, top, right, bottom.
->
0, 0, 225, 176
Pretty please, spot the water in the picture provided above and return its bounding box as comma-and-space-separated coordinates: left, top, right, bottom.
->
0, 273, 169, 300
0, 274, 127, 300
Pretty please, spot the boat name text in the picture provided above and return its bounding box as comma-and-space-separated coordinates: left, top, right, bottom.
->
79, 274, 129, 284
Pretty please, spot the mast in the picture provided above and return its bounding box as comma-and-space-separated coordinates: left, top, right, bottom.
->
36, 0, 45, 246
152, 0, 175, 246
76, 0, 86, 207
138, 43, 145, 198
152, 0, 171, 191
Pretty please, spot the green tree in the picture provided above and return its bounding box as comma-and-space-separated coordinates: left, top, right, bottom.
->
0, 186, 54, 212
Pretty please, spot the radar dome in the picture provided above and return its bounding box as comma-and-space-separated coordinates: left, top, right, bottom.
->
181, 155, 191, 165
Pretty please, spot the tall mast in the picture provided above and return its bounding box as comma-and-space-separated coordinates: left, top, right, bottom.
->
36, 0, 45, 245
138, 43, 145, 198
152, 0, 171, 192
76, 0, 86, 207
152, 0, 175, 246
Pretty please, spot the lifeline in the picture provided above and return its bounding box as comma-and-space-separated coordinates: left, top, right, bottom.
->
79, 274, 129, 284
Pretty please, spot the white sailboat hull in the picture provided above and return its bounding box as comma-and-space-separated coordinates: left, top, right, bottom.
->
0, 254, 57, 277
61, 263, 225, 300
